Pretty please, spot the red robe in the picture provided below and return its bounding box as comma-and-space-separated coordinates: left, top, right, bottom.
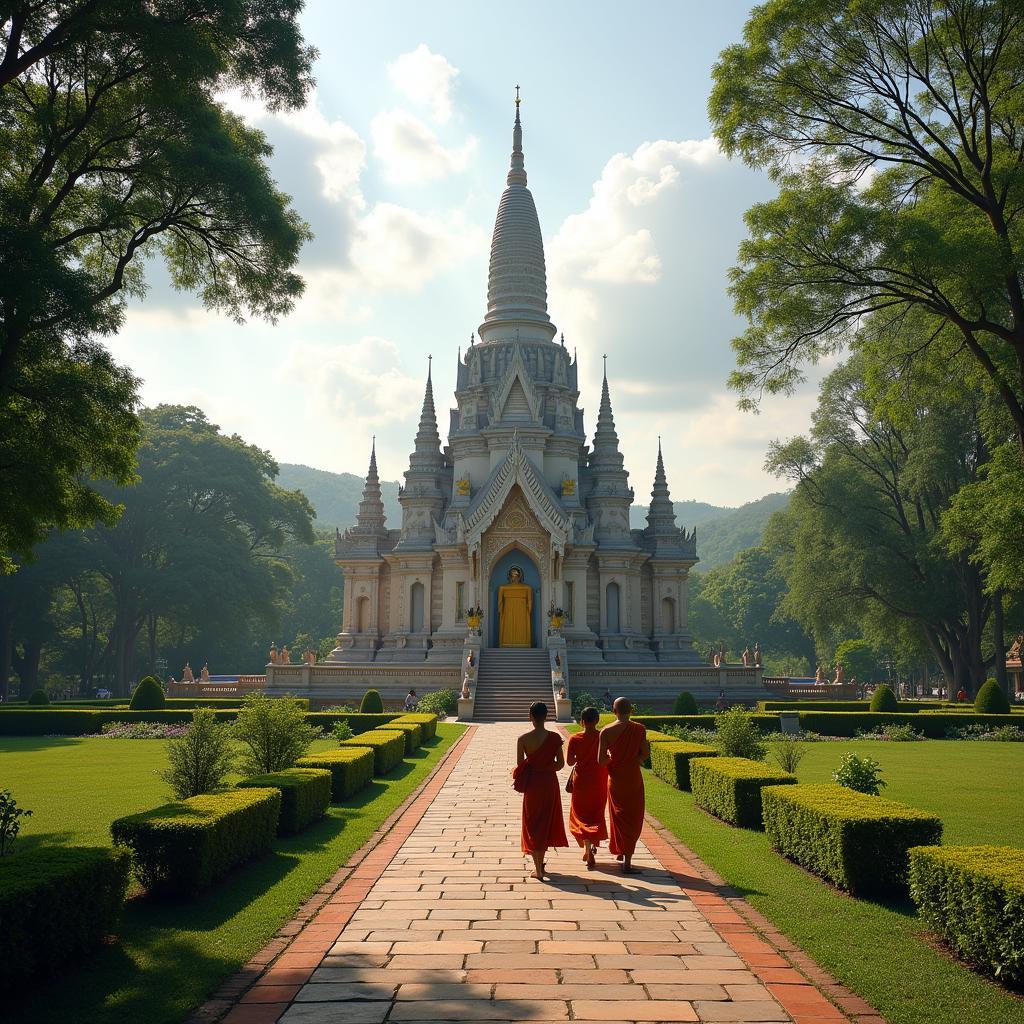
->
517, 732, 569, 853
605, 721, 646, 858
567, 731, 608, 847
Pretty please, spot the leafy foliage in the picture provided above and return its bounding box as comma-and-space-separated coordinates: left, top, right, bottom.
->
129, 675, 165, 710
232, 694, 316, 775
160, 709, 235, 799
359, 689, 384, 714
0, 789, 32, 856
769, 734, 806, 773
975, 679, 1012, 715
833, 753, 885, 796
673, 692, 699, 715
331, 719, 354, 742
414, 690, 457, 718
870, 685, 899, 713
26, 688, 48, 705
714, 706, 767, 760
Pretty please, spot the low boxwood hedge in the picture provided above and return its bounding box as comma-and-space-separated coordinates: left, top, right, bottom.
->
0, 846, 131, 992
690, 757, 796, 829
379, 720, 423, 754
649, 741, 718, 790
0, 708, 238, 735
762, 783, 943, 896
909, 844, 1024, 986
641, 729, 678, 768
303, 712, 401, 735
633, 714, 782, 734
796, 710, 1020, 737
237, 768, 331, 835
295, 748, 375, 800
757, 701, 945, 713
111, 787, 281, 895
393, 712, 439, 740
338, 729, 406, 775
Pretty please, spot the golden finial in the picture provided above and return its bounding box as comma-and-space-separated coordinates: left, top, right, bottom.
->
515, 84, 521, 107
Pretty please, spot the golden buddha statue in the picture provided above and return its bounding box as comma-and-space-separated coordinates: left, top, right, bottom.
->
498, 566, 533, 647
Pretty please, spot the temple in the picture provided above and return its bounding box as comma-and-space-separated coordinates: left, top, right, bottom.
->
265, 95, 767, 714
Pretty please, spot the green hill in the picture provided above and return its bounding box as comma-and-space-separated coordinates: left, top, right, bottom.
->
277, 463, 401, 529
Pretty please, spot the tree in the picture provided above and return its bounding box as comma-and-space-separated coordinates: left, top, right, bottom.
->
0, 2, 314, 565
833, 639, 878, 684
766, 353, 997, 693
710, 1, 1024, 449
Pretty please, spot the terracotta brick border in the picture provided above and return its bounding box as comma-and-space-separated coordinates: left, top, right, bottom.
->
186, 724, 477, 1024
642, 815, 886, 1024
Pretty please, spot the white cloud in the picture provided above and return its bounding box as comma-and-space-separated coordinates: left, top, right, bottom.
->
371, 109, 476, 185
388, 44, 460, 124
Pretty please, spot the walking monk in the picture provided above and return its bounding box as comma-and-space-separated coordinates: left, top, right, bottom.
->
599, 697, 650, 874
566, 706, 608, 869
514, 701, 568, 880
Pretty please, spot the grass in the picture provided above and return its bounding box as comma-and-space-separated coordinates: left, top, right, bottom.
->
4, 724, 464, 1024
644, 738, 1024, 1024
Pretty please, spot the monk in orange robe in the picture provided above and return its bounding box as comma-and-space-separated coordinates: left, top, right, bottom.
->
514, 701, 568, 880
567, 706, 608, 870
599, 697, 650, 874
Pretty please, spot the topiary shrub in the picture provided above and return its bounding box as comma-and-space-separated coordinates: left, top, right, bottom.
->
26, 689, 49, 706
909, 844, 1024, 985
237, 768, 331, 835
649, 741, 717, 790
0, 846, 131, 992
380, 721, 423, 754
673, 692, 699, 715
296, 748, 374, 801
394, 712, 438, 739
975, 679, 1011, 716
869, 684, 898, 712
691, 757, 796, 828
338, 729, 405, 775
129, 676, 165, 710
359, 689, 384, 714
111, 788, 281, 895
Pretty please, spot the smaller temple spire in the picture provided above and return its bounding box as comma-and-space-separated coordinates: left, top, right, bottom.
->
645, 437, 681, 539
410, 356, 443, 463
590, 358, 625, 472
353, 437, 387, 534
507, 86, 527, 187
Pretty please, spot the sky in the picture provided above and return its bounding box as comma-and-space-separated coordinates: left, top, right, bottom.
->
109, 0, 826, 508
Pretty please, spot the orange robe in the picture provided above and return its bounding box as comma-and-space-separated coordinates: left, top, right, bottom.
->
567, 731, 608, 847
605, 721, 646, 858
518, 732, 569, 853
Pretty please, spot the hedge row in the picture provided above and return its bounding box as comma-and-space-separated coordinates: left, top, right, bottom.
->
395, 712, 439, 740
339, 729, 406, 775
304, 712, 403, 735
111, 787, 281, 895
649, 741, 717, 790
762, 783, 943, 896
690, 757, 796, 829
796, 711, 1020, 737
633, 714, 783, 734
296, 748, 375, 800
909, 845, 1024, 985
0, 846, 131, 992
381, 720, 424, 754
237, 768, 331, 835
758, 701, 945, 713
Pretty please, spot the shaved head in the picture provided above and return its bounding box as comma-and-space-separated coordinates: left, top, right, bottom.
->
612, 697, 632, 716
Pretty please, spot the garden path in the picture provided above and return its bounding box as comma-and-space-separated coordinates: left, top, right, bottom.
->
220, 723, 881, 1024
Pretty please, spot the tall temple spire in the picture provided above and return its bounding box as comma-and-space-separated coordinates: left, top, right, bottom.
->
413, 356, 441, 456
353, 437, 387, 535
646, 437, 678, 533
591, 356, 623, 466
480, 87, 554, 342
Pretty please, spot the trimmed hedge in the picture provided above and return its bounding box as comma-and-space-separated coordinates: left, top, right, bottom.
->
394, 712, 439, 740
642, 729, 678, 768
237, 768, 331, 835
338, 729, 406, 775
762, 783, 943, 896
909, 844, 1024, 985
129, 675, 165, 710
0, 708, 239, 735
0, 846, 131, 992
296, 748, 375, 800
673, 692, 699, 715
27, 688, 49, 705
870, 685, 899, 712
111, 787, 281, 895
303, 712, 401, 735
975, 679, 1011, 715
360, 689, 385, 713
796, 711, 1020, 738
758, 701, 945, 713
379, 720, 423, 754
691, 757, 796, 829
632, 714, 782, 734
650, 741, 717, 790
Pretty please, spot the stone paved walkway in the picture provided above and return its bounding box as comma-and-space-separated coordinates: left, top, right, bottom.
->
222, 724, 882, 1024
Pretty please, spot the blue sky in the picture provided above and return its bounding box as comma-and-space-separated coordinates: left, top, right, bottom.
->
112, 0, 824, 508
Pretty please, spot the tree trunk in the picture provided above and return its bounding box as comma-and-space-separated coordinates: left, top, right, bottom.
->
147, 612, 157, 675
993, 590, 1009, 698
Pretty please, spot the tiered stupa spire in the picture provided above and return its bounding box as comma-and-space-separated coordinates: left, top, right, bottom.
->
353, 438, 387, 532
590, 357, 624, 471
411, 356, 442, 460
396, 357, 446, 550
645, 438, 678, 533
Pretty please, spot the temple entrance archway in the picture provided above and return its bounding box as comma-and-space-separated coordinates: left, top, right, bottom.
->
488, 548, 541, 648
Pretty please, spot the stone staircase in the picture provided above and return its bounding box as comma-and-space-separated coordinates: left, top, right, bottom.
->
472, 649, 553, 722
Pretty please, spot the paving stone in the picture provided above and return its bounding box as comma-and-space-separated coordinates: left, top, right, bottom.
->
571, 999, 699, 1021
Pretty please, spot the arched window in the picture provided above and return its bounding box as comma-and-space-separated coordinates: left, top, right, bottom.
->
661, 596, 675, 634
410, 582, 425, 633
356, 596, 370, 633
606, 581, 621, 634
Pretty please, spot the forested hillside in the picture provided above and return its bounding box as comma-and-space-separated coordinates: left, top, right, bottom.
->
278, 463, 401, 528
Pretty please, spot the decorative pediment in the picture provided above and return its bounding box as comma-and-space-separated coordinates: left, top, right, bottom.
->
464, 436, 571, 553
489, 344, 541, 423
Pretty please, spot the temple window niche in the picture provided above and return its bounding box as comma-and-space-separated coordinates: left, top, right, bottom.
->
661, 596, 676, 634
606, 581, 621, 633
564, 581, 575, 623
410, 582, 425, 633
456, 582, 466, 622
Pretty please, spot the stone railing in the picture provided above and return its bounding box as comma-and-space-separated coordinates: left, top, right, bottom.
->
166, 675, 265, 698
763, 677, 860, 700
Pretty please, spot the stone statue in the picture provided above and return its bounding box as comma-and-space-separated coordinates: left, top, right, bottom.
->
741, 646, 752, 667
268, 644, 278, 665
753, 641, 762, 667
200, 663, 210, 682
182, 661, 194, 682
713, 650, 722, 669
833, 662, 845, 686
461, 677, 471, 699
305, 649, 316, 665
498, 566, 532, 648
557, 685, 567, 699
281, 645, 290, 665
815, 664, 826, 684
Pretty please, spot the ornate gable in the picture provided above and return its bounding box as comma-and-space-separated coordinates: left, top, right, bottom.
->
489, 344, 542, 423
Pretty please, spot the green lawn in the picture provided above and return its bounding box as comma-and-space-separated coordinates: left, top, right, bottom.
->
644, 738, 1024, 1024
4, 725, 464, 1024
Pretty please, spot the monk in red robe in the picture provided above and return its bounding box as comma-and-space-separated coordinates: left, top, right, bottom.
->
514, 701, 568, 879
599, 697, 649, 874
567, 706, 608, 869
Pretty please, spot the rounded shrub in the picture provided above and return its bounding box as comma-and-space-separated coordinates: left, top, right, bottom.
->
129, 675, 166, 711
974, 678, 1010, 715
27, 689, 49, 706
673, 691, 699, 715
359, 689, 384, 714
869, 684, 898, 712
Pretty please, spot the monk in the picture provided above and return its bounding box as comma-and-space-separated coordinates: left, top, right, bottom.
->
566, 706, 608, 869
514, 701, 568, 880
599, 697, 649, 874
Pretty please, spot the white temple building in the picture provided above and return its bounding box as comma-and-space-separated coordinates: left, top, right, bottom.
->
266, 97, 766, 715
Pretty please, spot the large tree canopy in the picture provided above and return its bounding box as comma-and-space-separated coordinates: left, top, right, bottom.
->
0, 1, 315, 566
710, 0, 1024, 446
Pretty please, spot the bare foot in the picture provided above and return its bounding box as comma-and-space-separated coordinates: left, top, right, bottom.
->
530, 869, 545, 880
622, 864, 643, 875
616, 853, 624, 861
586, 852, 596, 870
